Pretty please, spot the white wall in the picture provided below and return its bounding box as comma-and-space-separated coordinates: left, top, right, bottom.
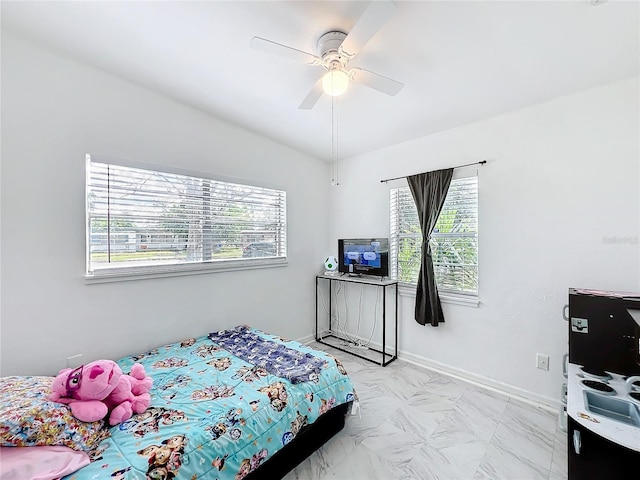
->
0, 34, 331, 376
329, 77, 640, 406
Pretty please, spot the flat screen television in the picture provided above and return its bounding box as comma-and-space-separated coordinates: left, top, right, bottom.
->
338, 238, 389, 277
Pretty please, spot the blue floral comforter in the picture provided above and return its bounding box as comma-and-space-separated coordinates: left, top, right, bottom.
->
64, 326, 356, 480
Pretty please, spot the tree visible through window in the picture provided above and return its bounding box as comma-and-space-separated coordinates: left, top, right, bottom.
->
86, 156, 286, 277
390, 176, 478, 295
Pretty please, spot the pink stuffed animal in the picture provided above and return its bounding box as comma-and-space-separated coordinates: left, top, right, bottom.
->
49, 360, 152, 426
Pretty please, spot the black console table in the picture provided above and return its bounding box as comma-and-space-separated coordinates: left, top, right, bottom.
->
315, 273, 398, 366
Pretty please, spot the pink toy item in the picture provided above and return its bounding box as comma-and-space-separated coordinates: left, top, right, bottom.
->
49, 360, 152, 426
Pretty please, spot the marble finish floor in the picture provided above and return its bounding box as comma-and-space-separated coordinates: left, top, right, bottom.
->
285, 343, 567, 480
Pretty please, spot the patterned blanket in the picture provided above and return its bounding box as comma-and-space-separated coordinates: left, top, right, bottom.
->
208, 325, 325, 384
61, 326, 356, 480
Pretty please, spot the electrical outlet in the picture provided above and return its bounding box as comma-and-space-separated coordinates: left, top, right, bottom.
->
536, 353, 549, 371
66, 354, 84, 368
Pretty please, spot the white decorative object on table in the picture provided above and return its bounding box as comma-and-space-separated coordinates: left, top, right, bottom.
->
324, 256, 339, 275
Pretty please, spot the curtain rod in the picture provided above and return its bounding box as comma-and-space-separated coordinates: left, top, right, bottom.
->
380, 160, 487, 183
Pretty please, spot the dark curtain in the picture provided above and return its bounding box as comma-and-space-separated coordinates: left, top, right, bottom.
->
407, 168, 454, 326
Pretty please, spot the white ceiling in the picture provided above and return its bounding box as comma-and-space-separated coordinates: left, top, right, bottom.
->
2, 1, 638, 161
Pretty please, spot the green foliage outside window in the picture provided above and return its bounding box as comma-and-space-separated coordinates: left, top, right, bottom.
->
392, 176, 478, 295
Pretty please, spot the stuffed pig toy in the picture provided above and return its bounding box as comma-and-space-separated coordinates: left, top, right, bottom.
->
49, 359, 152, 426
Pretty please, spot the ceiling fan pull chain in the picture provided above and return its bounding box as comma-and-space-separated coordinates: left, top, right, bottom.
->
335, 98, 339, 186
331, 96, 339, 186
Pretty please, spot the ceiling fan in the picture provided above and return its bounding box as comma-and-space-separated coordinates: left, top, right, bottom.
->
250, 0, 404, 110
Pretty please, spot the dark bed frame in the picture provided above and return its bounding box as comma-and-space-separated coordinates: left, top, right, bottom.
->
246, 402, 351, 479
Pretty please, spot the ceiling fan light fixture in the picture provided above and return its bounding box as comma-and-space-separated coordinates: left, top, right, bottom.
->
322, 68, 349, 97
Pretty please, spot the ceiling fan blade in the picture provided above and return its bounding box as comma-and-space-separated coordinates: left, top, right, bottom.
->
339, 0, 397, 58
350, 68, 404, 96
299, 77, 325, 110
250, 36, 320, 65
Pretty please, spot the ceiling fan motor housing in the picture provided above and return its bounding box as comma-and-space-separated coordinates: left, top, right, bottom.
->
317, 31, 348, 70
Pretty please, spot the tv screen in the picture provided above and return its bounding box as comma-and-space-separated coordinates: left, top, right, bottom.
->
338, 238, 389, 277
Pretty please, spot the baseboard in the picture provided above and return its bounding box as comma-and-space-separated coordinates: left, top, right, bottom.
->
301, 331, 560, 413
398, 350, 560, 413
296, 332, 316, 345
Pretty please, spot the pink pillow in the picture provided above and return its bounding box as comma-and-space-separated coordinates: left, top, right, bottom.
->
0, 445, 90, 480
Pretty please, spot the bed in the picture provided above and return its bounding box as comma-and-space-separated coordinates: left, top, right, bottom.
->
0, 325, 357, 480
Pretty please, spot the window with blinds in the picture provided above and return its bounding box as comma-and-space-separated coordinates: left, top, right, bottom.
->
390, 176, 478, 295
86, 156, 287, 278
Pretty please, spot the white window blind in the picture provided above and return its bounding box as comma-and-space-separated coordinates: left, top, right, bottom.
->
390, 176, 478, 296
86, 156, 286, 278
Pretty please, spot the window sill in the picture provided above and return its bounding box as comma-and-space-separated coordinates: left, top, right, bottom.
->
85, 257, 287, 284
398, 283, 480, 307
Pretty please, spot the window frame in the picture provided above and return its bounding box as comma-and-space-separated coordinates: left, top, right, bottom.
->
85, 155, 287, 283
390, 173, 479, 306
